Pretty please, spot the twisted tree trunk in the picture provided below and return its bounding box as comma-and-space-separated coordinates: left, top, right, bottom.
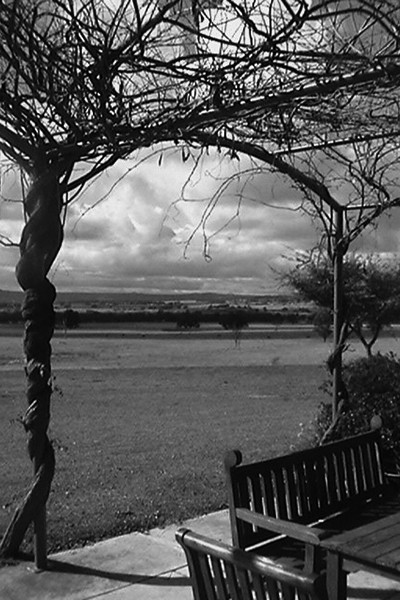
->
0, 165, 63, 567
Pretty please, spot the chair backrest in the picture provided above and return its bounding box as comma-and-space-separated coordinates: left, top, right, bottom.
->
224, 429, 386, 549
176, 527, 327, 600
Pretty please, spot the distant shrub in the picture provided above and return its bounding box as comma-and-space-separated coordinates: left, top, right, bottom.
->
218, 310, 248, 330
63, 309, 80, 329
176, 312, 200, 329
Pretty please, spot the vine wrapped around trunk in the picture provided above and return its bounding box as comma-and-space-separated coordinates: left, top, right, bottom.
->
0, 166, 63, 562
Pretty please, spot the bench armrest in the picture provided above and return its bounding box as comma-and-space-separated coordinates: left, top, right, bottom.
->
235, 508, 330, 545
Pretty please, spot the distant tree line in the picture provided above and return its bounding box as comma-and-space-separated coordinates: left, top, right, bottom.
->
0, 306, 314, 328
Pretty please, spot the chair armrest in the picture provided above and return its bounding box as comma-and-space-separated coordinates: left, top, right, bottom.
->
235, 508, 330, 545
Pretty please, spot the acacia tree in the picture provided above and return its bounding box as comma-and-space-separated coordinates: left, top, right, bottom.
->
1, 0, 400, 564
286, 252, 400, 356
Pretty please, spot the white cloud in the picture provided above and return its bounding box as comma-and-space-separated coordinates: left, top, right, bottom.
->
46, 151, 323, 293
1, 148, 400, 295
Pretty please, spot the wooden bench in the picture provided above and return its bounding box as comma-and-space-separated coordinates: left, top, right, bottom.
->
224, 426, 400, 576
176, 527, 327, 600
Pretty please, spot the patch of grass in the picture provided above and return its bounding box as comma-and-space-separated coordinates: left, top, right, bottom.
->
0, 363, 325, 554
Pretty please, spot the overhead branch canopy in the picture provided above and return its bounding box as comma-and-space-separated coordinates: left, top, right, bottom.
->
0, 0, 399, 194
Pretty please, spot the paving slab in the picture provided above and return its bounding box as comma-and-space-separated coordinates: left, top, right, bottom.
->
0, 528, 187, 600
347, 570, 400, 600
149, 508, 231, 546
96, 567, 191, 600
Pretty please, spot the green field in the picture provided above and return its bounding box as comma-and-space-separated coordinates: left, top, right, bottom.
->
1, 327, 398, 555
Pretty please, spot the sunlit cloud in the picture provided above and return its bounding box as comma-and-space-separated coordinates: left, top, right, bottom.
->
1, 146, 400, 295
45, 151, 324, 294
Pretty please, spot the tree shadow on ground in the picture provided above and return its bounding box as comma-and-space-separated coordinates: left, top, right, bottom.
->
47, 558, 190, 586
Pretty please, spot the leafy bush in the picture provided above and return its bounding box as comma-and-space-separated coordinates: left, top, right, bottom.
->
307, 353, 400, 469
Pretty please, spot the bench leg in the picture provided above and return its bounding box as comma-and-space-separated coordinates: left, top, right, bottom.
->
326, 552, 347, 600
305, 544, 325, 573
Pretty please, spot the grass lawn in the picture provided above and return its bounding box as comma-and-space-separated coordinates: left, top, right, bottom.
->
0, 330, 339, 554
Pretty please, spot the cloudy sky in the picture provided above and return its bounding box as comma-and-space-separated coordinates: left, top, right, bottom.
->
1, 148, 400, 296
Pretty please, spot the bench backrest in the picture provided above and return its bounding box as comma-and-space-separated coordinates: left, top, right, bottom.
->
176, 527, 327, 600
225, 429, 387, 549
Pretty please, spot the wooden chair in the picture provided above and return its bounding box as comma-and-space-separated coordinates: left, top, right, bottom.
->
176, 527, 328, 600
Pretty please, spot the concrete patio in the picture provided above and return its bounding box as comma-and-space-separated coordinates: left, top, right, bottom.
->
1, 510, 400, 599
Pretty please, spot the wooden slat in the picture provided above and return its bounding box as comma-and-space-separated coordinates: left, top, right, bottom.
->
352, 444, 365, 494
375, 543, 400, 570
369, 441, 384, 488
273, 468, 289, 520
285, 464, 300, 520
236, 474, 251, 507
211, 556, 229, 600
198, 553, 218, 600
225, 562, 242, 600
252, 572, 268, 600
237, 567, 254, 600
323, 513, 400, 558
261, 470, 277, 517
281, 581, 296, 600
325, 453, 339, 507
314, 455, 329, 511
335, 524, 400, 570
362, 529, 400, 561
183, 547, 206, 600
236, 475, 253, 543
305, 460, 319, 516
295, 460, 311, 519
360, 442, 374, 491
250, 473, 264, 515
334, 450, 348, 502
265, 578, 281, 600
343, 448, 356, 499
